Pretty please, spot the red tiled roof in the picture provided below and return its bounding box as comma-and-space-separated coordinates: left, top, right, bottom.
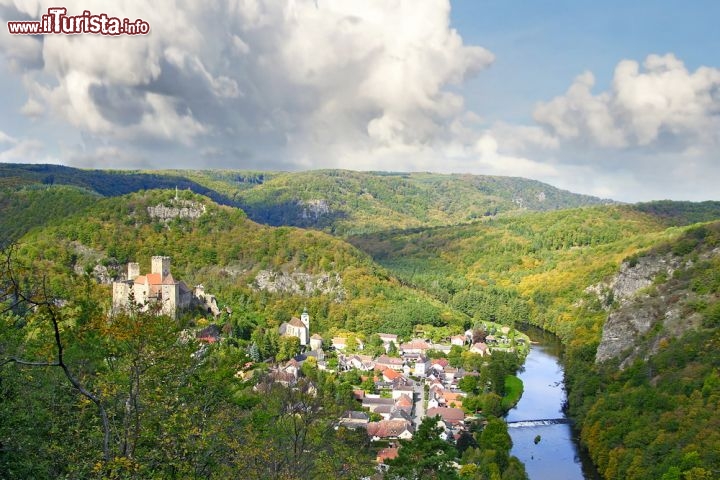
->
383, 369, 401, 381
395, 394, 413, 408
366, 420, 413, 439
426, 407, 465, 425
134, 272, 177, 286
377, 447, 399, 463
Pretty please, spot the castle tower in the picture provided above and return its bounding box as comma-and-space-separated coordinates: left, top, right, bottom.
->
127, 262, 140, 281
301, 308, 310, 331
151, 256, 171, 277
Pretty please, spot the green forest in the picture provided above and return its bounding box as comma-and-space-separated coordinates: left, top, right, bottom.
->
1, 167, 720, 479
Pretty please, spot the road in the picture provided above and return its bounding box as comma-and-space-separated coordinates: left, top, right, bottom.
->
412, 380, 425, 428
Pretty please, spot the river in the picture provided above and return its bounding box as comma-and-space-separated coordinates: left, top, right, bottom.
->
505, 327, 600, 480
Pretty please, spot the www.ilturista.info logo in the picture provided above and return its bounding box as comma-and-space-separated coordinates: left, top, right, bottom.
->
7, 7, 150, 35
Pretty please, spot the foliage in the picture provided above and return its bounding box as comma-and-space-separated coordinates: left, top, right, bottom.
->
0, 164, 613, 237
0, 185, 98, 244
385, 415, 459, 480
460, 417, 527, 480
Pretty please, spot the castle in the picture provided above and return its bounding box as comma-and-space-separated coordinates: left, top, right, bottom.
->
112, 256, 219, 319
279, 309, 310, 346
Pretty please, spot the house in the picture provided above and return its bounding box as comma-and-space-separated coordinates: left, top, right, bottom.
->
469, 342, 489, 356
413, 355, 431, 376
426, 407, 466, 428
391, 384, 414, 400
388, 408, 413, 423
376, 446, 399, 464
394, 394, 414, 414
362, 396, 395, 414
443, 366, 459, 383
431, 358, 449, 370
431, 344, 452, 354
309, 334, 323, 351
443, 392, 465, 409
332, 337, 347, 350
366, 420, 414, 441
342, 354, 375, 371
283, 358, 301, 378
427, 390, 442, 409
333, 336, 365, 351
196, 324, 221, 344
382, 368, 402, 382
378, 333, 398, 344
337, 411, 370, 430
400, 339, 431, 355
451, 335, 466, 346
112, 256, 219, 319
375, 355, 404, 371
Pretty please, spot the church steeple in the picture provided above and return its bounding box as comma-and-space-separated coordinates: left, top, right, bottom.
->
301, 307, 310, 331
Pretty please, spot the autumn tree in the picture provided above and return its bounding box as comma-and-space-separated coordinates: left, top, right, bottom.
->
386, 415, 459, 479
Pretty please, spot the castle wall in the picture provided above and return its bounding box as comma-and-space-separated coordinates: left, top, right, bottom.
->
112, 282, 130, 310
127, 262, 140, 281
160, 284, 179, 318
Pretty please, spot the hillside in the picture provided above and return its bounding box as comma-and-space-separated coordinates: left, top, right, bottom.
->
569, 223, 720, 479
9, 188, 467, 338
181, 169, 613, 235
0, 185, 100, 244
1, 164, 612, 235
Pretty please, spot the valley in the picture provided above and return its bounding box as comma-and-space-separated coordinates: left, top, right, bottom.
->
1, 167, 719, 479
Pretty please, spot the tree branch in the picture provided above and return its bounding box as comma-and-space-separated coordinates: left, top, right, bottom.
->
0, 245, 112, 462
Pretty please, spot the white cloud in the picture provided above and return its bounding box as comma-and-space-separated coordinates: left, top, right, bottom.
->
0, 0, 493, 163
0, 136, 44, 161
534, 54, 720, 150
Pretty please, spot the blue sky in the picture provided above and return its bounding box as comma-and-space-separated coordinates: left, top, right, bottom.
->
1, 0, 719, 202
452, 0, 720, 122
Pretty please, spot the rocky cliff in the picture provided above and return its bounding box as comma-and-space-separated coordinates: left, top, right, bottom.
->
594, 246, 716, 367
251, 269, 345, 301
147, 199, 206, 221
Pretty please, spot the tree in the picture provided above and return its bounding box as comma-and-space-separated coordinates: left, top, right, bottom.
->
276, 335, 301, 362
386, 415, 459, 479
0, 245, 111, 462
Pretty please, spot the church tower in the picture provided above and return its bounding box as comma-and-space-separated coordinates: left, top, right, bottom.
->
301, 308, 310, 331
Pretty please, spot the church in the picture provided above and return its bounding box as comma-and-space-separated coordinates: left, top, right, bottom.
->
278, 309, 310, 346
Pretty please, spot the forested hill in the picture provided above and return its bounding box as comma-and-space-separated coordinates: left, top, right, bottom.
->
1, 163, 612, 236
8, 188, 467, 338
183, 169, 613, 235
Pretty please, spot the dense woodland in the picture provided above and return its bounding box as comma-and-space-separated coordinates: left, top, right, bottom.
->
1, 167, 720, 479
1, 164, 612, 237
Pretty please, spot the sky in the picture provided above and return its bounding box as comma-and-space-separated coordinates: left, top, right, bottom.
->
1, 0, 719, 202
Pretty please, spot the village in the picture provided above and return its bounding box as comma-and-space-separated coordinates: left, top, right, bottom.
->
112, 257, 529, 470
263, 310, 529, 468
